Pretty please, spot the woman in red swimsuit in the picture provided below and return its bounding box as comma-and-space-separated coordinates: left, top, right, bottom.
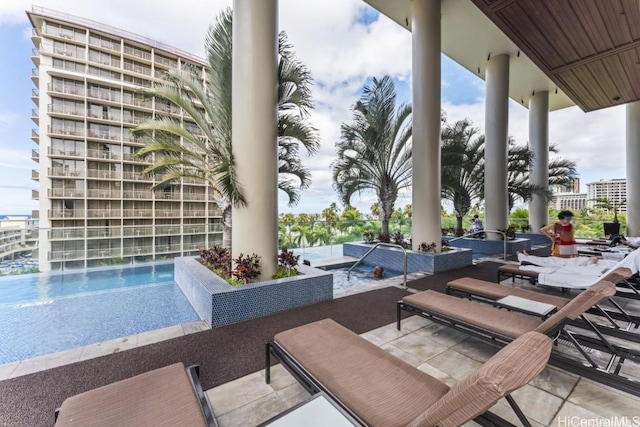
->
541, 210, 577, 258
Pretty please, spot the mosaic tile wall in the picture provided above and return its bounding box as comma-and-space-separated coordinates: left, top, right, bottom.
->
342, 243, 473, 274
174, 257, 333, 328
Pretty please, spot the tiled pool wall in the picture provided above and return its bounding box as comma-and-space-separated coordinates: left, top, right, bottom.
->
342, 243, 473, 274
444, 237, 531, 255
174, 257, 334, 328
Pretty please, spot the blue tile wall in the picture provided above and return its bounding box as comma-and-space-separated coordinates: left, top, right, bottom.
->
174, 257, 333, 328
342, 243, 473, 274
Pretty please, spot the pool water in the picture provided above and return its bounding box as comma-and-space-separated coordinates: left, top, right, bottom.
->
0, 260, 397, 365
0, 264, 198, 364
0, 263, 175, 306
327, 263, 402, 295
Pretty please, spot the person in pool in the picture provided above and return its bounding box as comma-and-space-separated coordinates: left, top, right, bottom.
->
372, 265, 384, 278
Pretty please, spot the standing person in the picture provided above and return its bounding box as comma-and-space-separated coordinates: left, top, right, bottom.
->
541, 210, 577, 258
471, 215, 484, 237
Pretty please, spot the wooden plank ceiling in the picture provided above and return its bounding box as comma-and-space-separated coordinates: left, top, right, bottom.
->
470, 0, 640, 112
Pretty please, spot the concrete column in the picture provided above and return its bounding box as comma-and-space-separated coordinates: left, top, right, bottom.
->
484, 54, 510, 236
232, 0, 278, 279
411, 0, 442, 251
528, 91, 549, 232
627, 102, 640, 237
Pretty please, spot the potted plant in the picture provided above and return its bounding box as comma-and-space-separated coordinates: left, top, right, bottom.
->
592, 197, 626, 236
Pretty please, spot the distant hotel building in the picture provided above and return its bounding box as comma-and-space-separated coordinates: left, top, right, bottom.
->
28, 7, 222, 271
586, 179, 627, 213
549, 175, 587, 211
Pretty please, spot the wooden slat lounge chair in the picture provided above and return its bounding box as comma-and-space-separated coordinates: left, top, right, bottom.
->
448, 267, 640, 336
54, 363, 217, 427
398, 280, 640, 398
266, 318, 551, 427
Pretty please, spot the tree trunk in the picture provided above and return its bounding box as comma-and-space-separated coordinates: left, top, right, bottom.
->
456, 215, 464, 236
222, 204, 232, 249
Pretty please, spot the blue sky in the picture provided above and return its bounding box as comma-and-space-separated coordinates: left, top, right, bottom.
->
0, 0, 627, 216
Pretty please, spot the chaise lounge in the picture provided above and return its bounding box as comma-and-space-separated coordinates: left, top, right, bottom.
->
448, 267, 640, 338
398, 280, 640, 398
266, 318, 552, 427
54, 363, 217, 427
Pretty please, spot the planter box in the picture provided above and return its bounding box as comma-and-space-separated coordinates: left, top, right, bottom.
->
174, 257, 333, 328
444, 237, 531, 256
342, 242, 473, 274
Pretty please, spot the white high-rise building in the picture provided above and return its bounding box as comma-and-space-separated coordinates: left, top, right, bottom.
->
28, 7, 222, 271
586, 179, 627, 213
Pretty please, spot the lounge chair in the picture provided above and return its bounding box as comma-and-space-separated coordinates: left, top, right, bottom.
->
54, 363, 217, 427
398, 280, 640, 398
498, 260, 640, 300
266, 318, 551, 427
449, 268, 640, 336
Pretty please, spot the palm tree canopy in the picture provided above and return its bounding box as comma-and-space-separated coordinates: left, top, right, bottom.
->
135, 7, 319, 209
331, 75, 412, 233
440, 117, 578, 231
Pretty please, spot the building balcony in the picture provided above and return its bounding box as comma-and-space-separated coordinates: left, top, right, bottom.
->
154, 209, 178, 218
48, 209, 85, 219
31, 149, 39, 161
123, 209, 153, 218
86, 149, 120, 160
123, 227, 153, 238
48, 104, 84, 118
48, 126, 85, 138
48, 83, 85, 97
155, 225, 182, 235
123, 190, 154, 200
31, 27, 41, 43
31, 68, 39, 85
48, 147, 83, 158
31, 48, 40, 66
48, 167, 84, 178
49, 228, 86, 240
183, 210, 206, 218
121, 171, 153, 182
86, 209, 122, 219
86, 129, 120, 141
183, 193, 206, 201
86, 169, 121, 180
31, 169, 39, 181
31, 129, 39, 144
30, 108, 39, 125
85, 228, 122, 239
31, 88, 39, 106
86, 189, 120, 199
32, 189, 39, 201
123, 46, 152, 62
49, 188, 85, 198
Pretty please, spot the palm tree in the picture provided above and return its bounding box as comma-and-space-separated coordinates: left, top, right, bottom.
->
592, 197, 626, 224
440, 118, 484, 235
332, 75, 412, 235
440, 118, 578, 234
134, 8, 319, 249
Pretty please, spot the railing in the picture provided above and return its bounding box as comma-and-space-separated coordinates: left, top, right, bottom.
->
448, 230, 508, 260
347, 242, 407, 289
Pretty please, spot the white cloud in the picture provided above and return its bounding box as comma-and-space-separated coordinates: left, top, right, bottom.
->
0, 0, 629, 215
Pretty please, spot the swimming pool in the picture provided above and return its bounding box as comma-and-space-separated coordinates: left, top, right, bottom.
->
0, 260, 399, 364
327, 263, 402, 295
0, 263, 198, 365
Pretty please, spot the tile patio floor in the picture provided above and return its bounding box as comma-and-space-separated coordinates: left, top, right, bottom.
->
207, 314, 640, 427
2, 261, 639, 426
